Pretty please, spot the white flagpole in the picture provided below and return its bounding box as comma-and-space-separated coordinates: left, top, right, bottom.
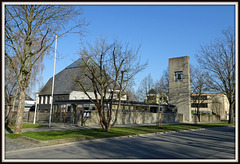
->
33, 93, 38, 124
49, 35, 57, 127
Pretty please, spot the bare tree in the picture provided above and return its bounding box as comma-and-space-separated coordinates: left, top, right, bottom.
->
5, 5, 86, 134
195, 27, 235, 124
125, 87, 138, 102
190, 65, 209, 123
154, 68, 169, 104
75, 38, 147, 132
26, 42, 46, 98
5, 56, 20, 129
211, 96, 222, 117
136, 73, 154, 102
155, 68, 169, 95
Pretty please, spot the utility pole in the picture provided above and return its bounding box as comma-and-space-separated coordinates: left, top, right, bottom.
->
49, 35, 57, 127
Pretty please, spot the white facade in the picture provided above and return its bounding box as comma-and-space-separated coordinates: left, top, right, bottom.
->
24, 100, 36, 111
69, 91, 127, 101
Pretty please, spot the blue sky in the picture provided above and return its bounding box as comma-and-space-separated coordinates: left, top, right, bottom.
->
41, 4, 235, 93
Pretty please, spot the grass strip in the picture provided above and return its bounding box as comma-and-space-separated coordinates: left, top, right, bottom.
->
6, 122, 234, 141
8, 123, 49, 129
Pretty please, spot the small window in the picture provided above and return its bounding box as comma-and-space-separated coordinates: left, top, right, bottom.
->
175, 71, 183, 82
148, 96, 155, 100
201, 96, 207, 100
77, 104, 82, 108
191, 96, 207, 100
67, 106, 71, 112
39, 96, 41, 104
191, 103, 208, 108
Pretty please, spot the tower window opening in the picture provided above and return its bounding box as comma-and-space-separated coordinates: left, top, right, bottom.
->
175, 71, 183, 82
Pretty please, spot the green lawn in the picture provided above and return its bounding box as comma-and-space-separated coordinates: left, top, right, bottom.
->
6, 122, 234, 141
8, 123, 49, 130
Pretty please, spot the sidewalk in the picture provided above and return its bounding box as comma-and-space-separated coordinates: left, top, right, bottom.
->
21, 122, 181, 133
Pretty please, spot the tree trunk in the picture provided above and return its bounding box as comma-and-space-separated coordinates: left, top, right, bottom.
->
159, 112, 162, 128
105, 124, 111, 132
13, 88, 26, 134
98, 107, 107, 131
228, 102, 234, 124
5, 105, 11, 127
5, 87, 19, 128
194, 108, 197, 125
197, 108, 200, 122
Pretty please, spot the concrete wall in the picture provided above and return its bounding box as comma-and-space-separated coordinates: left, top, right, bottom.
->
191, 114, 221, 122
9, 111, 50, 123
9, 111, 221, 126
80, 111, 179, 126
169, 56, 191, 122
9, 111, 179, 126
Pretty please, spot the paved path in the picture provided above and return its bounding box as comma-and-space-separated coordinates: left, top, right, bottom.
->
5, 126, 235, 161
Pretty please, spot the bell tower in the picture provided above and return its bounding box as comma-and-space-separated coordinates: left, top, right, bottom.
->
169, 56, 191, 122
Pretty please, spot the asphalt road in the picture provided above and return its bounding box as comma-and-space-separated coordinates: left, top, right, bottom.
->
5, 126, 236, 161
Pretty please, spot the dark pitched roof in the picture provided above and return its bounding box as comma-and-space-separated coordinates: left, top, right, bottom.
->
39, 57, 121, 96
13, 94, 34, 104
25, 94, 34, 101
39, 59, 93, 95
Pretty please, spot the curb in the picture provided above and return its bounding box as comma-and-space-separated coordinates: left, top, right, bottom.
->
6, 127, 208, 154
19, 136, 86, 145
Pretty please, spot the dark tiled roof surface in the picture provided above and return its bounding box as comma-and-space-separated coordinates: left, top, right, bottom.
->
40, 58, 121, 96
25, 94, 34, 101
39, 64, 93, 95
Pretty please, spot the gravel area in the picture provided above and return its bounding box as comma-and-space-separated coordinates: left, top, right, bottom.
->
5, 137, 41, 153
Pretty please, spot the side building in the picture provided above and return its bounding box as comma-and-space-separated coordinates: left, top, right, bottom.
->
6, 94, 35, 112
191, 93, 229, 120
146, 93, 168, 105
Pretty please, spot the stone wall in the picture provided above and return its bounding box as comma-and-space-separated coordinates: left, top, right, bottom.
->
9, 111, 221, 125
9, 111, 179, 126
82, 111, 179, 126
191, 114, 221, 122
9, 111, 50, 123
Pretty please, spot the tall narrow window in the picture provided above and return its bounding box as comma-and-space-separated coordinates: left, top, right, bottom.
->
175, 71, 183, 82
41, 96, 44, 104
45, 96, 48, 104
